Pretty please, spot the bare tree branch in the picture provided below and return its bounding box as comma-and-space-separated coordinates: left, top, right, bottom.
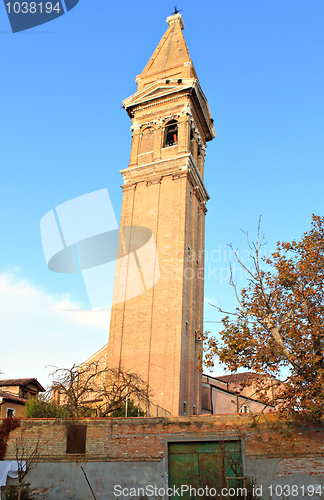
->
49, 361, 151, 417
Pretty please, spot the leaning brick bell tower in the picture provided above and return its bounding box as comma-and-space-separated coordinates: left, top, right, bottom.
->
106, 13, 215, 416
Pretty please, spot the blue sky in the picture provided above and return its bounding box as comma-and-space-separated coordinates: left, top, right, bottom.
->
1, 0, 323, 386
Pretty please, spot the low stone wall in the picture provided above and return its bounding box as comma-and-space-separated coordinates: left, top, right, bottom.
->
1, 414, 324, 499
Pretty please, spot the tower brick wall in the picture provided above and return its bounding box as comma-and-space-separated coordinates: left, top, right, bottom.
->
106, 14, 215, 416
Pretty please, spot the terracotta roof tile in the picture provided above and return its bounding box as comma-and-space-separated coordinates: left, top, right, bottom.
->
0, 378, 45, 391
0, 389, 26, 405
213, 372, 268, 383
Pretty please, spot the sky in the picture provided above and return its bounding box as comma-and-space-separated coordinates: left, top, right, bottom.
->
1, 0, 324, 388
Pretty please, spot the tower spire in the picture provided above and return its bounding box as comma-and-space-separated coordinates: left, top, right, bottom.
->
135, 12, 197, 92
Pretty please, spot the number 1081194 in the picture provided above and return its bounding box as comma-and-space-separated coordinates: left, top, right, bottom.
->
5, 2, 61, 14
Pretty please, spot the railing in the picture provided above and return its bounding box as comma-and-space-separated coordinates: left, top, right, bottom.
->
145, 400, 171, 418
124, 395, 171, 417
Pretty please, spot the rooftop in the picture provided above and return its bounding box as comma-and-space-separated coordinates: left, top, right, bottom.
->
0, 389, 26, 405
207, 372, 269, 384
0, 378, 45, 391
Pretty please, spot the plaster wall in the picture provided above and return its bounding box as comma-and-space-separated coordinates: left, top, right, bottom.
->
246, 457, 324, 500
4, 456, 324, 500
0, 401, 25, 418
5, 461, 166, 500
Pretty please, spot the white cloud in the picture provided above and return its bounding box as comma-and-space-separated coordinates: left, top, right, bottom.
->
0, 272, 110, 388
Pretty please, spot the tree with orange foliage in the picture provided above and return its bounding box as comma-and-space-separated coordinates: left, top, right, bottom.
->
204, 215, 324, 418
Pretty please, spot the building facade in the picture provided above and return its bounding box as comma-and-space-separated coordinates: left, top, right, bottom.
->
201, 373, 281, 415
0, 378, 45, 418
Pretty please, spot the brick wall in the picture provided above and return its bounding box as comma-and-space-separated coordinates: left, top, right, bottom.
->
3, 413, 324, 462
2, 414, 324, 499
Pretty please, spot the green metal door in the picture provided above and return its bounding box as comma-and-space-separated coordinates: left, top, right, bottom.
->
168, 441, 243, 500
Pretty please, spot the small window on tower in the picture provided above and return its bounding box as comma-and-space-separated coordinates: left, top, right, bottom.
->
190, 129, 195, 156
186, 320, 189, 334
164, 120, 178, 147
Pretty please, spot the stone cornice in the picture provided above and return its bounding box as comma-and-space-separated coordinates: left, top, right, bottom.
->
132, 95, 185, 115
123, 79, 195, 110
120, 154, 209, 204
123, 78, 215, 142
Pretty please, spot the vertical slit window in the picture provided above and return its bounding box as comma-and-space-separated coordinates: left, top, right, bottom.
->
190, 129, 195, 156
140, 127, 154, 154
